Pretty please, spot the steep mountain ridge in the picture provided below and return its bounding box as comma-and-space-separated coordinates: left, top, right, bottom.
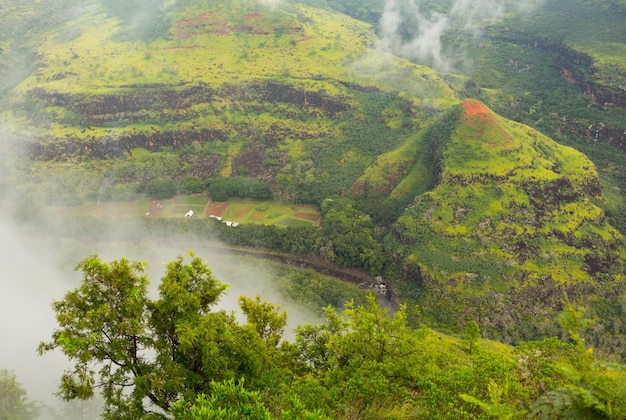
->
390, 99, 626, 347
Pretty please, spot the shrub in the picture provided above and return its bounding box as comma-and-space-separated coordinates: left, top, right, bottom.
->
180, 176, 206, 194
147, 179, 177, 200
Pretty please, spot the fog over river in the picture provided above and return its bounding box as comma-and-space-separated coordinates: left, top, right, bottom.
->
0, 190, 325, 417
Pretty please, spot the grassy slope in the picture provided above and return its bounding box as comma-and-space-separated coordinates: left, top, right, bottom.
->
21, 2, 369, 91
1, 0, 457, 205
390, 100, 626, 347
444, 0, 626, 228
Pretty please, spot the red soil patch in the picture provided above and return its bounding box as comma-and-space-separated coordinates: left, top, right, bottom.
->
206, 201, 229, 217
293, 212, 320, 222
176, 12, 230, 38
244, 13, 261, 21
462, 99, 489, 119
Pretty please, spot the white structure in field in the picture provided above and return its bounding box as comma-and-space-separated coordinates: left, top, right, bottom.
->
209, 215, 238, 226
185, 210, 194, 218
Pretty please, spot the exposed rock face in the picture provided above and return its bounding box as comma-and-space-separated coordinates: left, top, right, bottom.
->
529, 38, 626, 147
493, 33, 626, 148
28, 80, 349, 125
521, 36, 626, 108
23, 80, 351, 159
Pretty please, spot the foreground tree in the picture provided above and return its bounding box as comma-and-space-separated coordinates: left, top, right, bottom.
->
169, 379, 273, 420
39, 253, 626, 419
0, 369, 42, 420
38, 252, 288, 419
531, 305, 626, 419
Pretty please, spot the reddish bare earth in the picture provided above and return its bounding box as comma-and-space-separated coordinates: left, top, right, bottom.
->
462, 98, 489, 119
244, 13, 261, 21
206, 201, 229, 217
293, 212, 320, 222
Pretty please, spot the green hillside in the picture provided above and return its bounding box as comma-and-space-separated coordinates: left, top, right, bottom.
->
2, 0, 626, 362
390, 100, 626, 353
313, 0, 626, 231
441, 0, 626, 230
4, 1, 626, 417
0, 0, 455, 205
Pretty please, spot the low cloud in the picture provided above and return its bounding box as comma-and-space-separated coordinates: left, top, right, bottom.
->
0, 137, 318, 417
378, 0, 544, 71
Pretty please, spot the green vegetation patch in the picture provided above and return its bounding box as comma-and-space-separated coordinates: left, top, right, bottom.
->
171, 204, 206, 215
276, 217, 313, 227
174, 195, 208, 206
390, 102, 626, 342
221, 200, 320, 226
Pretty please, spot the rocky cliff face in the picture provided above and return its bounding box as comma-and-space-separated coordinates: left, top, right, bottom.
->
21, 80, 351, 160
530, 38, 626, 147
28, 80, 349, 125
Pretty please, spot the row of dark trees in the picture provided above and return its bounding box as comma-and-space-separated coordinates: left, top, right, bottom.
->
145, 176, 272, 201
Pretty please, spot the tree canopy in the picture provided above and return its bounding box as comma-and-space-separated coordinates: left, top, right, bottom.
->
38, 252, 289, 418
39, 253, 626, 419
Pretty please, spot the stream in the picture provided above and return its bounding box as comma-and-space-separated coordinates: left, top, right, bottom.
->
197, 243, 398, 312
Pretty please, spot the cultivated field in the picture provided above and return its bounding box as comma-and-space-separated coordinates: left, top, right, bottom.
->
60, 195, 320, 227
216, 201, 320, 227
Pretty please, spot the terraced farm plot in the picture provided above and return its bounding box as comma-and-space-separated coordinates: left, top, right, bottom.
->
220, 201, 320, 226
169, 195, 210, 216
225, 203, 253, 220
58, 195, 319, 226
175, 196, 210, 206
171, 205, 207, 215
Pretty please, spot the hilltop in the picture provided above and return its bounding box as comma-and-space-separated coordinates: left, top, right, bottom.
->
389, 99, 626, 353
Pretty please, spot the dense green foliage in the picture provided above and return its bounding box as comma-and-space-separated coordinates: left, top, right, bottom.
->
320, 198, 386, 274
208, 177, 272, 201
39, 253, 626, 419
38, 253, 287, 417
147, 178, 178, 199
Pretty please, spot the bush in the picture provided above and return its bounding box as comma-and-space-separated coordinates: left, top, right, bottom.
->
146, 179, 177, 200
180, 176, 206, 194
208, 177, 272, 201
